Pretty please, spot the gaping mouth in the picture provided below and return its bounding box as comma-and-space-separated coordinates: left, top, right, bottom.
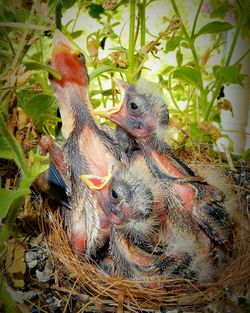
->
94, 77, 125, 118
80, 172, 112, 190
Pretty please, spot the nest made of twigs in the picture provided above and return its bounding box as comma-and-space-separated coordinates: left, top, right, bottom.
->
37, 160, 250, 313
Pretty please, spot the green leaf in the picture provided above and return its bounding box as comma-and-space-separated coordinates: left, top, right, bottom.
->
108, 32, 118, 40
172, 66, 203, 91
210, 3, 234, 18
241, 148, 250, 161
165, 36, 182, 53
55, 1, 62, 30
23, 94, 59, 133
176, 50, 183, 67
87, 4, 104, 19
90, 89, 113, 97
0, 137, 16, 160
29, 151, 49, 181
161, 66, 175, 75
180, 41, 190, 49
224, 64, 246, 85
0, 188, 30, 219
61, 0, 77, 9
172, 84, 185, 93
189, 123, 212, 143
196, 21, 233, 36
89, 65, 126, 80
24, 61, 62, 80
0, 50, 11, 59
213, 63, 246, 85
71, 30, 83, 39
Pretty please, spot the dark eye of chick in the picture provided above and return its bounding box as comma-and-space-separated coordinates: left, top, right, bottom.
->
109, 186, 121, 204
130, 102, 138, 110
111, 189, 119, 199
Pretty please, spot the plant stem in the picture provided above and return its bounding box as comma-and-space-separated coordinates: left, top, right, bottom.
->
97, 76, 106, 108
1, 27, 15, 57
40, 36, 49, 90
72, 2, 81, 32
127, 0, 136, 82
235, 47, 250, 64
168, 73, 182, 113
171, 0, 207, 115
140, 0, 146, 47
204, 1, 249, 120
191, 0, 204, 38
170, 0, 204, 93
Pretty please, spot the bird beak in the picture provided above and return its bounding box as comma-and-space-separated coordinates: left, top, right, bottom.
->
94, 77, 128, 119
52, 30, 79, 57
53, 29, 70, 47
80, 172, 112, 190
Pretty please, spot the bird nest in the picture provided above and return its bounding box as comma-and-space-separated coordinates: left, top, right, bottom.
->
30, 158, 250, 313
2, 155, 250, 312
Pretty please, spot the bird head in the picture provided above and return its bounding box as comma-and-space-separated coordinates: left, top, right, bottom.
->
80, 161, 154, 226
48, 30, 93, 138
48, 30, 89, 103
94, 78, 169, 143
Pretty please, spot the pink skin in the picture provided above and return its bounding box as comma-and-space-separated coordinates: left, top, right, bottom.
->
107, 103, 198, 211
40, 135, 68, 173
49, 32, 112, 256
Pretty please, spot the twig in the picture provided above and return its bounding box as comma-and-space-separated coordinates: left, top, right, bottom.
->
0, 21, 51, 31
0, 27, 15, 57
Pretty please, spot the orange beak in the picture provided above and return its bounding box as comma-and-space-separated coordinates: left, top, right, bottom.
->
94, 77, 127, 119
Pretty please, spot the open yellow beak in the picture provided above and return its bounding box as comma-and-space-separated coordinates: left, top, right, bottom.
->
94, 77, 127, 118
80, 172, 112, 190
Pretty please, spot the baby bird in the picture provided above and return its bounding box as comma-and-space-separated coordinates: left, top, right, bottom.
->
48, 31, 127, 257
81, 159, 216, 284
95, 78, 232, 248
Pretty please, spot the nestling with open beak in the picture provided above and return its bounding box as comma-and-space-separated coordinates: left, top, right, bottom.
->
48, 31, 127, 257
95, 78, 233, 249
81, 159, 216, 284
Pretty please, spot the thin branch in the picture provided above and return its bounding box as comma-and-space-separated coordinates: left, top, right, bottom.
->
0, 27, 15, 57
0, 21, 51, 31
140, 0, 146, 47
170, 0, 205, 93
127, 0, 136, 82
191, 0, 204, 38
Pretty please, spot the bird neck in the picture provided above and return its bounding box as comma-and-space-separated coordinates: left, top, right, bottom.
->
142, 132, 195, 178
147, 131, 171, 154
72, 97, 98, 135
